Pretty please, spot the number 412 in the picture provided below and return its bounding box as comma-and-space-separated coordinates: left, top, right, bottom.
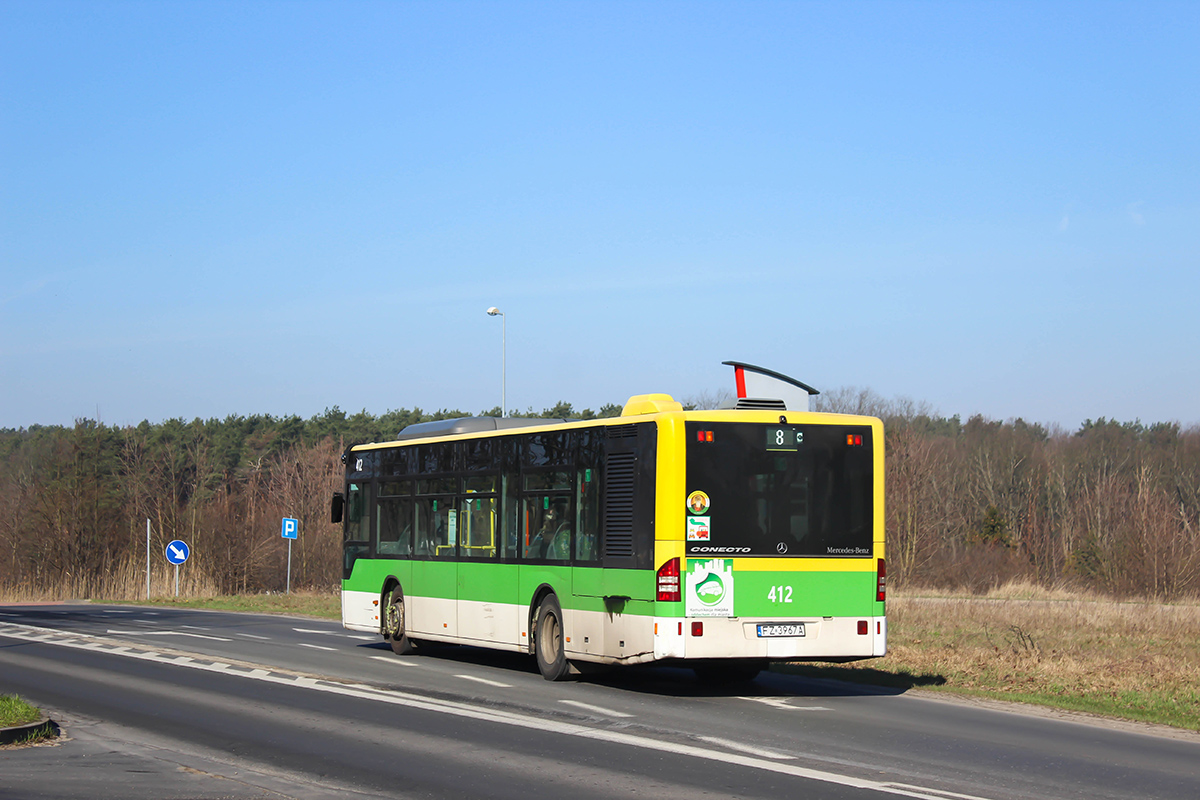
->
768, 585, 793, 603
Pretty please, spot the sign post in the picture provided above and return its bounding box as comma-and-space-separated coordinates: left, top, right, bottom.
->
164, 539, 189, 597
146, 519, 151, 599
281, 518, 298, 594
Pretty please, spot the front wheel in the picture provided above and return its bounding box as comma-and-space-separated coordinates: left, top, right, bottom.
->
533, 595, 569, 681
383, 587, 418, 655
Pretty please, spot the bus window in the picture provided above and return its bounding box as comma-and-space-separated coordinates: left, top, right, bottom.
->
345, 483, 369, 543
415, 497, 455, 558
376, 497, 412, 557
461, 496, 497, 559
576, 466, 599, 562
523, 496, 571, 561
502, 471, 519, 559
344, 482, 370, 575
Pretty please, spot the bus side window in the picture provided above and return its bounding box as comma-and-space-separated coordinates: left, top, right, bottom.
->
344, 482, 370, 575
376, 497, 412, 557
523, 496, 571, 561
346, 483, 369, 543
576, 465, 599, 562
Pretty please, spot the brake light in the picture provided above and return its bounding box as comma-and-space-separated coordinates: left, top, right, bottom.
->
876, 558, 886, 602
858, 620, 869, 635
657, 557, 681, 602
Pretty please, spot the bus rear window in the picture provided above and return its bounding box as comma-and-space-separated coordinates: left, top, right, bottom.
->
685, 422, 873, 558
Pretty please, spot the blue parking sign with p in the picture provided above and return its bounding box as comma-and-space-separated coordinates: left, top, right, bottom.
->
281, 518, 298, 540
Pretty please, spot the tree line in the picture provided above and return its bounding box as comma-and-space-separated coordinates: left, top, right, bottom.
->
1, 395, 1197, 599
816, 388, 1200, 598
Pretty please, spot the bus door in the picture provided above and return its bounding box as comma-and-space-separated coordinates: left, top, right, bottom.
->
410, 495, 458, 638
457, 492, 513, 642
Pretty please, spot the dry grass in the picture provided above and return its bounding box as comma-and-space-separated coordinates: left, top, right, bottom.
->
782, 582, 1200, 730
0, 557, 223, 604
116, 591, 340, 619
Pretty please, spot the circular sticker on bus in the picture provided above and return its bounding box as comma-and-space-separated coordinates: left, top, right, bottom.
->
687, 490, 710, 515
695, 572, 725, 606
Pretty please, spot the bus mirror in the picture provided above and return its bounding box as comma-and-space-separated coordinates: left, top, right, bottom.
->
331, 493, 344, 524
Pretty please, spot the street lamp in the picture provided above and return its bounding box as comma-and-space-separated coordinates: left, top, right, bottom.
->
486, 307, 506, 417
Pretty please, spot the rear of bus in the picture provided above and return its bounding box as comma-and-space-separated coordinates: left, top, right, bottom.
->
651, 412, 886, 667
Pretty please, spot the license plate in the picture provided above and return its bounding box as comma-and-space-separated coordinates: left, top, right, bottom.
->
756, 623, 805, 638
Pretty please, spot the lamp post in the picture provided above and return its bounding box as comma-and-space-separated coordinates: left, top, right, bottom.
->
486, 307, 506, 417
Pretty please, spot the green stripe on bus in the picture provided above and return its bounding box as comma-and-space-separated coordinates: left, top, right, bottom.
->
732, 570, 878, 617
346, 558, 876, 618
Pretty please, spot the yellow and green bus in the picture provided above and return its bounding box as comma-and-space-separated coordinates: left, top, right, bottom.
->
336, 371, 885, 682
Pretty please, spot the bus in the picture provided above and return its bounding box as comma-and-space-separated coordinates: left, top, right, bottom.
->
334, 364, 885, 681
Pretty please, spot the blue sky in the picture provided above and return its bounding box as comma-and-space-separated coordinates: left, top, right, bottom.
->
2, 1, 1197, 430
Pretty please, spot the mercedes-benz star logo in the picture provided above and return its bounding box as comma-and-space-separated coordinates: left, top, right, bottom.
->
776, 542, 788, 554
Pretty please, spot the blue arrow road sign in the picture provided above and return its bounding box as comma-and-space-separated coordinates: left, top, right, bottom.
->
165, 540, 190, 565
281, 518, 298, 540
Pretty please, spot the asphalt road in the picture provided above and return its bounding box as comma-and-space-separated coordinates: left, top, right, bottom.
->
1, 603, 1197, 800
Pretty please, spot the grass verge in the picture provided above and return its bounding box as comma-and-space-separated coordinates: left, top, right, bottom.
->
778, 583, 1200, 731
0, 695, 41, 728
111, 591, 340, 620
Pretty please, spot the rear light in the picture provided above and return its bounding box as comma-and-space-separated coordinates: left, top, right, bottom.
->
846, 434, 863, 446
691, 621, 704, 637
657, 557, 681, 602
876, 558, 886, 602
858, 620, 869, 635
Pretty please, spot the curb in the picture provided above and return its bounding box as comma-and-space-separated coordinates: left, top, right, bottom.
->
0, 717, 59, 746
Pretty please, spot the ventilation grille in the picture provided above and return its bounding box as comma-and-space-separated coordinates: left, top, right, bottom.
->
606, 424, 638, 439
734, 398, 788, 410
603, 452, 635, 558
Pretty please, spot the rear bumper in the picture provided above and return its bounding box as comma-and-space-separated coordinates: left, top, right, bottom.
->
652, 615, 886, 660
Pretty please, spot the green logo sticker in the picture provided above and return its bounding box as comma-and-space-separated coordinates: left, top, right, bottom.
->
695, 573, 725, 605
686, 558, 734, 617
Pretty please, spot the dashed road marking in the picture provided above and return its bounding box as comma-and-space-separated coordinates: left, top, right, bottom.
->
297, 643, 337, 652
455, 674, 512, 688
106, 628, 232, 642
293, 627, 375, 641
369, 656, 418, 667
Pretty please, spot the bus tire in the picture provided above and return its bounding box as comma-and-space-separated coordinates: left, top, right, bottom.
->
692, 659, 765, 684
384, 587, 418, 656
533, 595, 569, 681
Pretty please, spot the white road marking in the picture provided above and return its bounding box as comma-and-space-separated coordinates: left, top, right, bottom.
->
297, 643, 337, 651
454, 674, 512, 688
294, 627, 377, 641
106, 628, 232, 642
738, 696, 831, 711
180, 625, 210, 630
370, 656, 418, 667
0, 621, 998, 800
694, 734, 794, 760
236, 633, 271, 640
558, 700, 634, 718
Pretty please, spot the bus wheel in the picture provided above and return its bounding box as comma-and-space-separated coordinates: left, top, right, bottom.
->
384, 588, 417, 656
693, 659, 765, 684
534, 596, 569, 681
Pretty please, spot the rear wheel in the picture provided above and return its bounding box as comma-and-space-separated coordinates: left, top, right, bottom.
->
533, 595, 569, 681
383, 587, 417, 655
